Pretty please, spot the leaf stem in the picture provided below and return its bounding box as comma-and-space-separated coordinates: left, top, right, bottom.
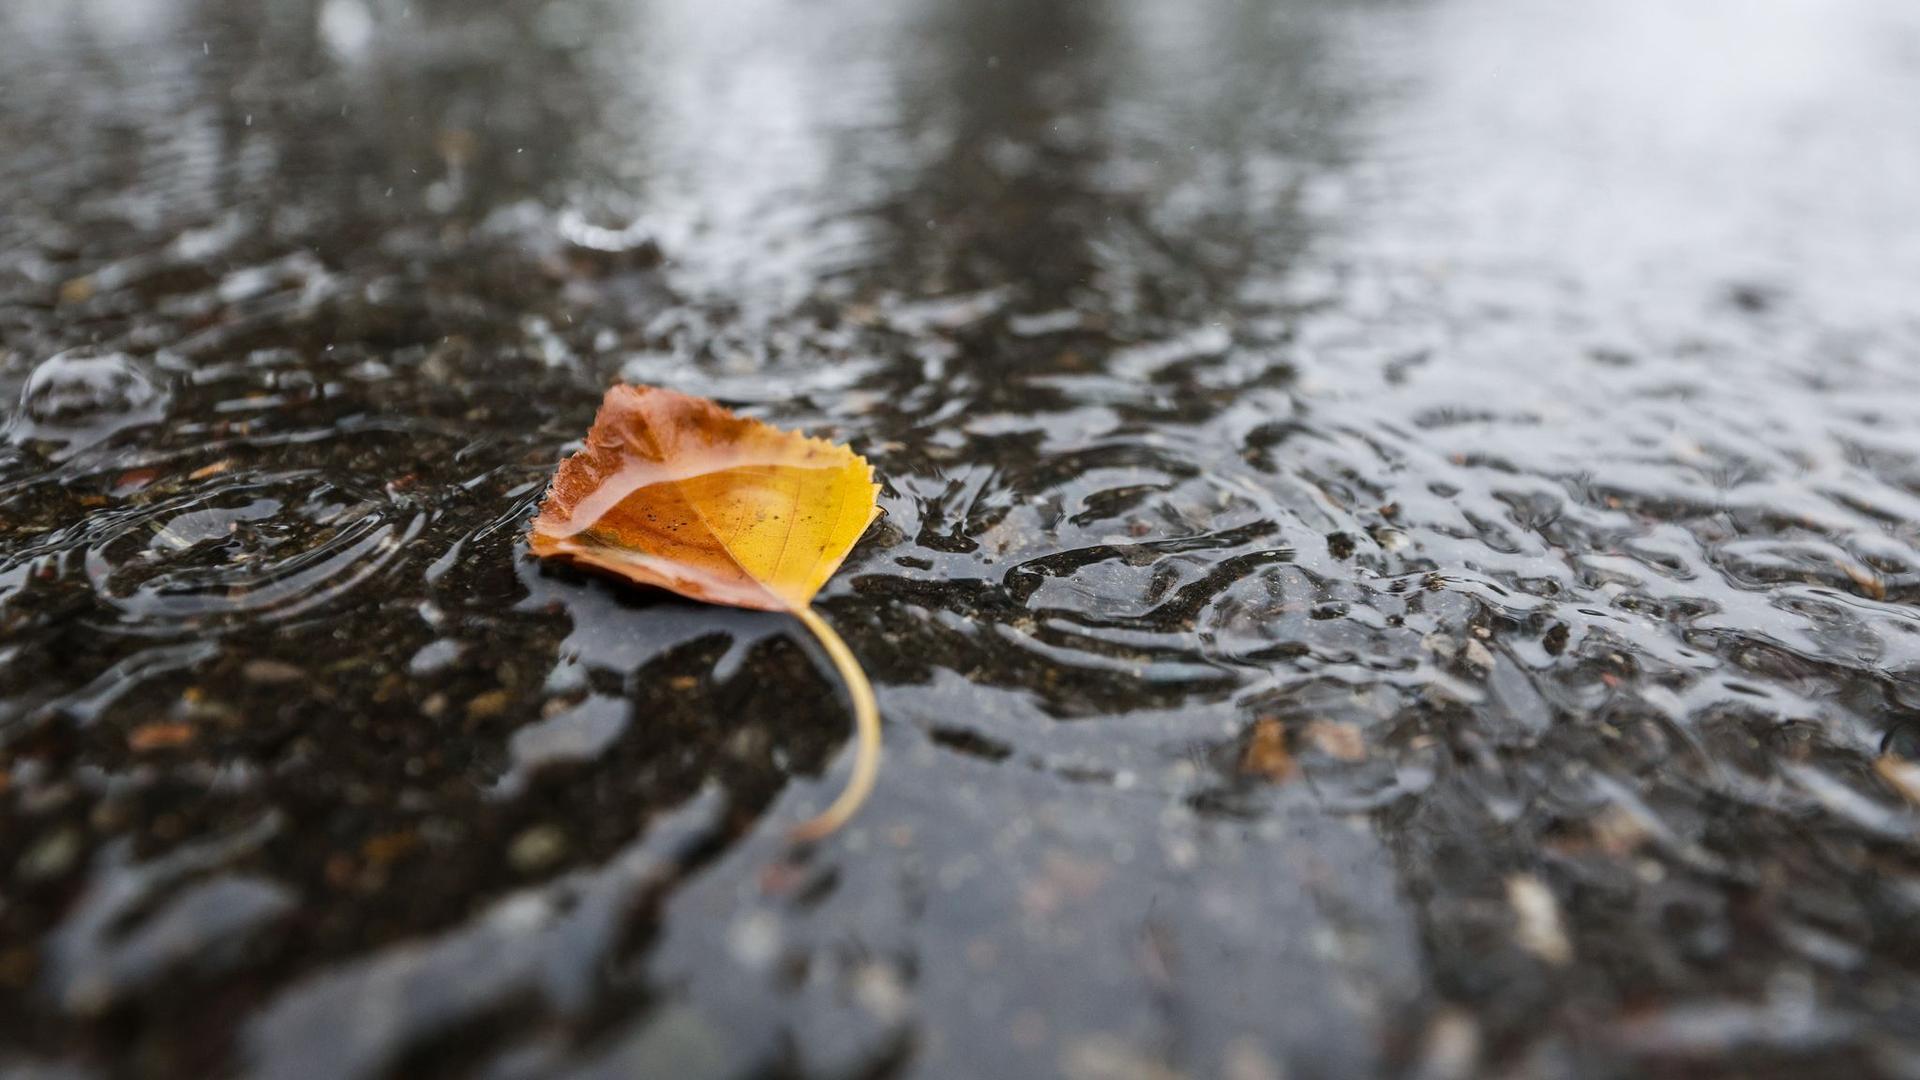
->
788, 604, 881, 842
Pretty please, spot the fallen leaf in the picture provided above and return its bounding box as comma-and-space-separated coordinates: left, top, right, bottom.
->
530, 384, 883, 841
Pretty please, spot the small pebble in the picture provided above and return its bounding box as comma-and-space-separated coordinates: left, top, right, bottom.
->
1240, 717, 1295, 780
1305, 720, 1367, 762
466, 689, 512, 721
129, 722, 195, 751
1508, 874, 1573, 966
508, 825, 568, 873
243, 659, 307, 684
19, 826, 82, 882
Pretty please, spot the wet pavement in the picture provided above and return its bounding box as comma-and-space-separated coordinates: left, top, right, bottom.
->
5, 0, 1920, 1076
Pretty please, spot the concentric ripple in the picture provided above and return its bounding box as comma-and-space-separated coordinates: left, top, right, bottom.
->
80, 474, 423, 636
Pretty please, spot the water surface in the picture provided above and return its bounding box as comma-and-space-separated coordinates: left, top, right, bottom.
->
6, 0, 1920, 1076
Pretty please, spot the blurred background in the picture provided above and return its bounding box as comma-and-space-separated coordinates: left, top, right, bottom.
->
5, 0, 1920, 1077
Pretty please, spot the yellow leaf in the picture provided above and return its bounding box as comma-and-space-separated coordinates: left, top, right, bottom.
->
530, 385, 883, 841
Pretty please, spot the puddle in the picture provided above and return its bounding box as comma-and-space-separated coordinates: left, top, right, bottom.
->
5, 0, 1920, 1075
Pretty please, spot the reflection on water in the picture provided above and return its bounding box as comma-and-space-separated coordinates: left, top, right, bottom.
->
5, 0, 1920, 1075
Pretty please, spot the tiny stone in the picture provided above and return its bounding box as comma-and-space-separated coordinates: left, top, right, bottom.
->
1304, 720, 1367, 762
242, 659, 307, 684
19, 826, 82, 882
0, 947, 36, 990
1240, 717, 1295, 780
1876, 755, 1920, 806
727, 911, 781, 971
853, 961, 911, 1023
508, 825, 568, 873
466, 689, 512, 721
407, 640, 464, 676
1507, 874, 1573, 966
1413, 1008, 1481, 1080
1223, 1037, 1284, 1080
128, 722, 196, 751
1463, 641, 1494, 673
